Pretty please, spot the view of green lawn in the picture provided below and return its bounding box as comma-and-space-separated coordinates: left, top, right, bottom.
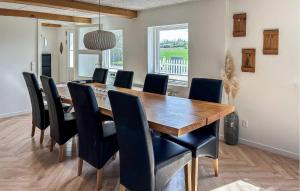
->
160, 48, 188, 61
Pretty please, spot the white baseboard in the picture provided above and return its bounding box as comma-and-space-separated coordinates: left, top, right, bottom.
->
0, 110, 31, 119
219, 135, 299, 160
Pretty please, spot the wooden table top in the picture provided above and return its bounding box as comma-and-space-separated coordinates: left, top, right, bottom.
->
57, 83, 235, 137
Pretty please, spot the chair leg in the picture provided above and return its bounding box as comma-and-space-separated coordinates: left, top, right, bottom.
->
96, 169, 103, 190
50, 138, 55, 152
76, 136, 79, 152
191, 157, 199, 191
31, 124, 35, 137
39, 130, 44, 144
119, 184, 126, 191
112, 152, 117, 160
184, 162, 192, 191
58, 145, 64, 162
214, 159, 219, 177
77, 158, 83, 176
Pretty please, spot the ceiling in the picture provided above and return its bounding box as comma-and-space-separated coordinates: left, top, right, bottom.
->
0, 0, 194, 21
0, 2, 99, 18
0, 2, 98, 18
79, 0, 194, 11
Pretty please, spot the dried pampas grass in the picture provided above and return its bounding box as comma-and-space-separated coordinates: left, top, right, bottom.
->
225, 54, 235, 80
231, 77, 240, 99
221, 53, 240, 105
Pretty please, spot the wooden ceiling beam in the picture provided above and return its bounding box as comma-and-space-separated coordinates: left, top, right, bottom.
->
0, 0, 138, 18
0, 8, 91, 23
41, 23, 62, 27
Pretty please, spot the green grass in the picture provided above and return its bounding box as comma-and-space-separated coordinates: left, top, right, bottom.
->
160, 48, 188, 61
111, 61, 123, 65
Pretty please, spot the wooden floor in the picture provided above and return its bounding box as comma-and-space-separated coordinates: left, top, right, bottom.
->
0, 114, 299, 191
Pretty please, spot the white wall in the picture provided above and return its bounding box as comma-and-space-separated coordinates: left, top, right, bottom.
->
99, 0, 300, 158
57, 27, 68, 83
0, 16, 37, 117
99, 0, 227, 96
227, 0, 299, 158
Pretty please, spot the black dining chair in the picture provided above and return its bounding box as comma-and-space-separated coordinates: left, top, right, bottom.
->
113, 70, 134, 89
163, 78, 223, 191
108, 90, 192, 191
23, 72, 49, 144
68, 83, 118, 190
72, 68, 108, 84
92, 68, 108, 84
143, 74, 169, 95
40, 76, 77, 162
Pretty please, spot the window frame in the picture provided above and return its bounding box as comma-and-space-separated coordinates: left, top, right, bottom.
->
102, 29, 124, 71
152, 23, 189, 86
67, 31, 74, 68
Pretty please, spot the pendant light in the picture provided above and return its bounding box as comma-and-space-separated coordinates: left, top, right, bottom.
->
83, 0, 116, 50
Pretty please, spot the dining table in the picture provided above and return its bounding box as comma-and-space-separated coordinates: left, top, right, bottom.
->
57, 82, 235, 137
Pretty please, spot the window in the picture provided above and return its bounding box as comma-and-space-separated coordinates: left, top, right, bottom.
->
78, 54, 99, 77
102, 30, 124, 70
148, 24, 189, 86
77, 26, 101, 78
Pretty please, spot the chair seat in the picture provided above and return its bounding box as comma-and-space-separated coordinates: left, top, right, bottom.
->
45, 104, 71, 113
100, 113, 113, 122
152, 136, 191, 190
152, 136, 191, 171
102, 121, 117, 138
164, 130, 216, 158
72, 79, 94, 84
56, 112, 77, 145
62, 103, 72, 112
42, 107, 50, 130
101, 121, 118, 169
64, 112, 76, 121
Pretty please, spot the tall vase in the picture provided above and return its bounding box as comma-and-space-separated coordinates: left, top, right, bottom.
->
224, 111, 239, 145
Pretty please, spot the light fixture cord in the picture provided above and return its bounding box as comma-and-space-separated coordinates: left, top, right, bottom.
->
98, 0, 100, 29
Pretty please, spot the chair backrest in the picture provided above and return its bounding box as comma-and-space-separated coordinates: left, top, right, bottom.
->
113, 70, 134, 89
68, 82, 104, 166
92, 68, 108, 84
23, 72, 45, 128
40, 76, 65, 142
189, 78, 223, 103
108, 90, 154, 191
143, 74, 169, 95
189, 78, 223, 136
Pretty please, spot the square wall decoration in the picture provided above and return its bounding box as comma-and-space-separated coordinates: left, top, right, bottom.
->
242, 49, 256, 73
263, 29, 279, 55
233, 13, 247, 37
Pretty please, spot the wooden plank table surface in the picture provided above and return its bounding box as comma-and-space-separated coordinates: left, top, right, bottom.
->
57, 83, 235, 137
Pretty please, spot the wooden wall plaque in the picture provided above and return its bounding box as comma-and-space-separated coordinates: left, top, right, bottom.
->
242, 49, 256, 73
263, 29, 279, 55
233, 13, 247, 37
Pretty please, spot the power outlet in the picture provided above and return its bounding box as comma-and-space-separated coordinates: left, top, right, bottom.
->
242, 120, 249, 128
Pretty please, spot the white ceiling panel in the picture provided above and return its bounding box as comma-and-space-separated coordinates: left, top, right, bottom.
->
0, 0, 194, 19
79, 0, 194, 10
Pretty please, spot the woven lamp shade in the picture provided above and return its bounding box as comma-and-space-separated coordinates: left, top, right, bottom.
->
83, 30, 116, 51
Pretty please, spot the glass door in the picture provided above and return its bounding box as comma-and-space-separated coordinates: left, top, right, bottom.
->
66, 30, 75, 81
